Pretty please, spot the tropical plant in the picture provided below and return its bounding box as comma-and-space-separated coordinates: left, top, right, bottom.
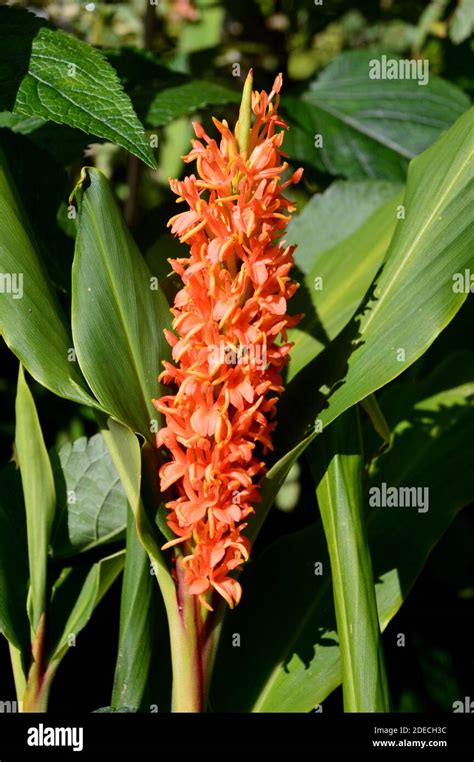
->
0, 1, 472, 715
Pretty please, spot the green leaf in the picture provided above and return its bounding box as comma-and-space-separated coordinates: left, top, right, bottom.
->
50, 434, 128, 558
99, 417, 186, 710
212, 370, 474, 711
285, 50, 470, 179
0, 7, 155, 168
287, 183, 403, 381
360, 394, 391, 444
309, 407, 390, 712
109, 49, 240, 129
98, 416, 170, 579
177, 0, 224, 53
0, 146, 97, 406
290, 180, 403, 275
145, 81, 241, 128
15, 366, 56, 632
112, 508, 168, 711
47, 550, 125, 667
72, 168, 170, 440
0, 464, 29, 654
255, 107, 474, 539
449, 0, 474, 44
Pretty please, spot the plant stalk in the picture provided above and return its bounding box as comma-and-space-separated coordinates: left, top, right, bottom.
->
165, 558, 204, 712
22, 614, 57, 713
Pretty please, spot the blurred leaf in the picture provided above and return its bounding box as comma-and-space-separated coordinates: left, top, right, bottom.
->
50, 434, 128, 558
360, 393, 391, 444
286, 50, 470, 179
287, 182, 402, 380
47, 550, 125, 666
212, 371, 474, 711
0, 464, 29, 654
0, 7, 155, 168
0, 130, 73, 294
283, 118, 325, 171
144, 80, 240, 127
177, 0, 224, 54
309, 407, 390, 712
115, 52, 240, 129
289, 179, 402, 275
72, 168, 170, 440
0, 147, 97, 407
449, 0, 474, 44
255, 107, 474, 539
412, 0, 450, 54
157, 116, 194, 182
15, 366, 56, 632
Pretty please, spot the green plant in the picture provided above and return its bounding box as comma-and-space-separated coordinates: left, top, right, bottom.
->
0, 2, 472, 715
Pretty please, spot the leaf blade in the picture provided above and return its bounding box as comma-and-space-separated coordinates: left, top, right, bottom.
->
0, 147, 97, 407
309, 407, 390, 712
256, 107, 474, 538
15, 366, 56, 631
212, 365, 474, 711
0, 7, 156, 167
72, 168, 170, 439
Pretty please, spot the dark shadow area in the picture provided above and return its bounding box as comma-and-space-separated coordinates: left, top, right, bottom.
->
273, 275, 385, 462
0, 6, 43, 112
211, 382, 474, 711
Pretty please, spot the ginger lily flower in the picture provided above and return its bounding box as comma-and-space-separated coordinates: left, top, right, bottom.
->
154, 71, 303, 610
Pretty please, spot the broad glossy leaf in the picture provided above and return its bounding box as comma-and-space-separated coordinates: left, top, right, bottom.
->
256, 107, 474, 538
285, 51, 470, 179
0, 464, 29, 653
15, 366, 56, 631
212, 369, 474, 711
50, 434, 127, 558
288, 184, 402, 381
0, 7, 155, 168
289, 180, 403, 275
310, 407, 390, 712
47, 550, 125, 667
0, 147, 96, 406
72, 168, 170, 440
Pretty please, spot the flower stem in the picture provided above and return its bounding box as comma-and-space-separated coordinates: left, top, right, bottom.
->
166, 558, 204, 712
202, 595, 226, 706
22, 614, 57, 713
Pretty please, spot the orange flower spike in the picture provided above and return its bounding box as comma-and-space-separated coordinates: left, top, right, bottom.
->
154, 71, 303, 609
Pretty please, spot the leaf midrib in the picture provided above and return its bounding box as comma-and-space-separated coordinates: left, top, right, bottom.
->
76, 193, 151, 426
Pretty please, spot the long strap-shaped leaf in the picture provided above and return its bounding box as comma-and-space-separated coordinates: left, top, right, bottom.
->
72, 168, 170, 440
15, 365, 56, 632
211, 365, 474, 711
252, 106, 474, 544
112, 508, 162, 711
309, 406, 390, 712
0, 149, 96, 407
